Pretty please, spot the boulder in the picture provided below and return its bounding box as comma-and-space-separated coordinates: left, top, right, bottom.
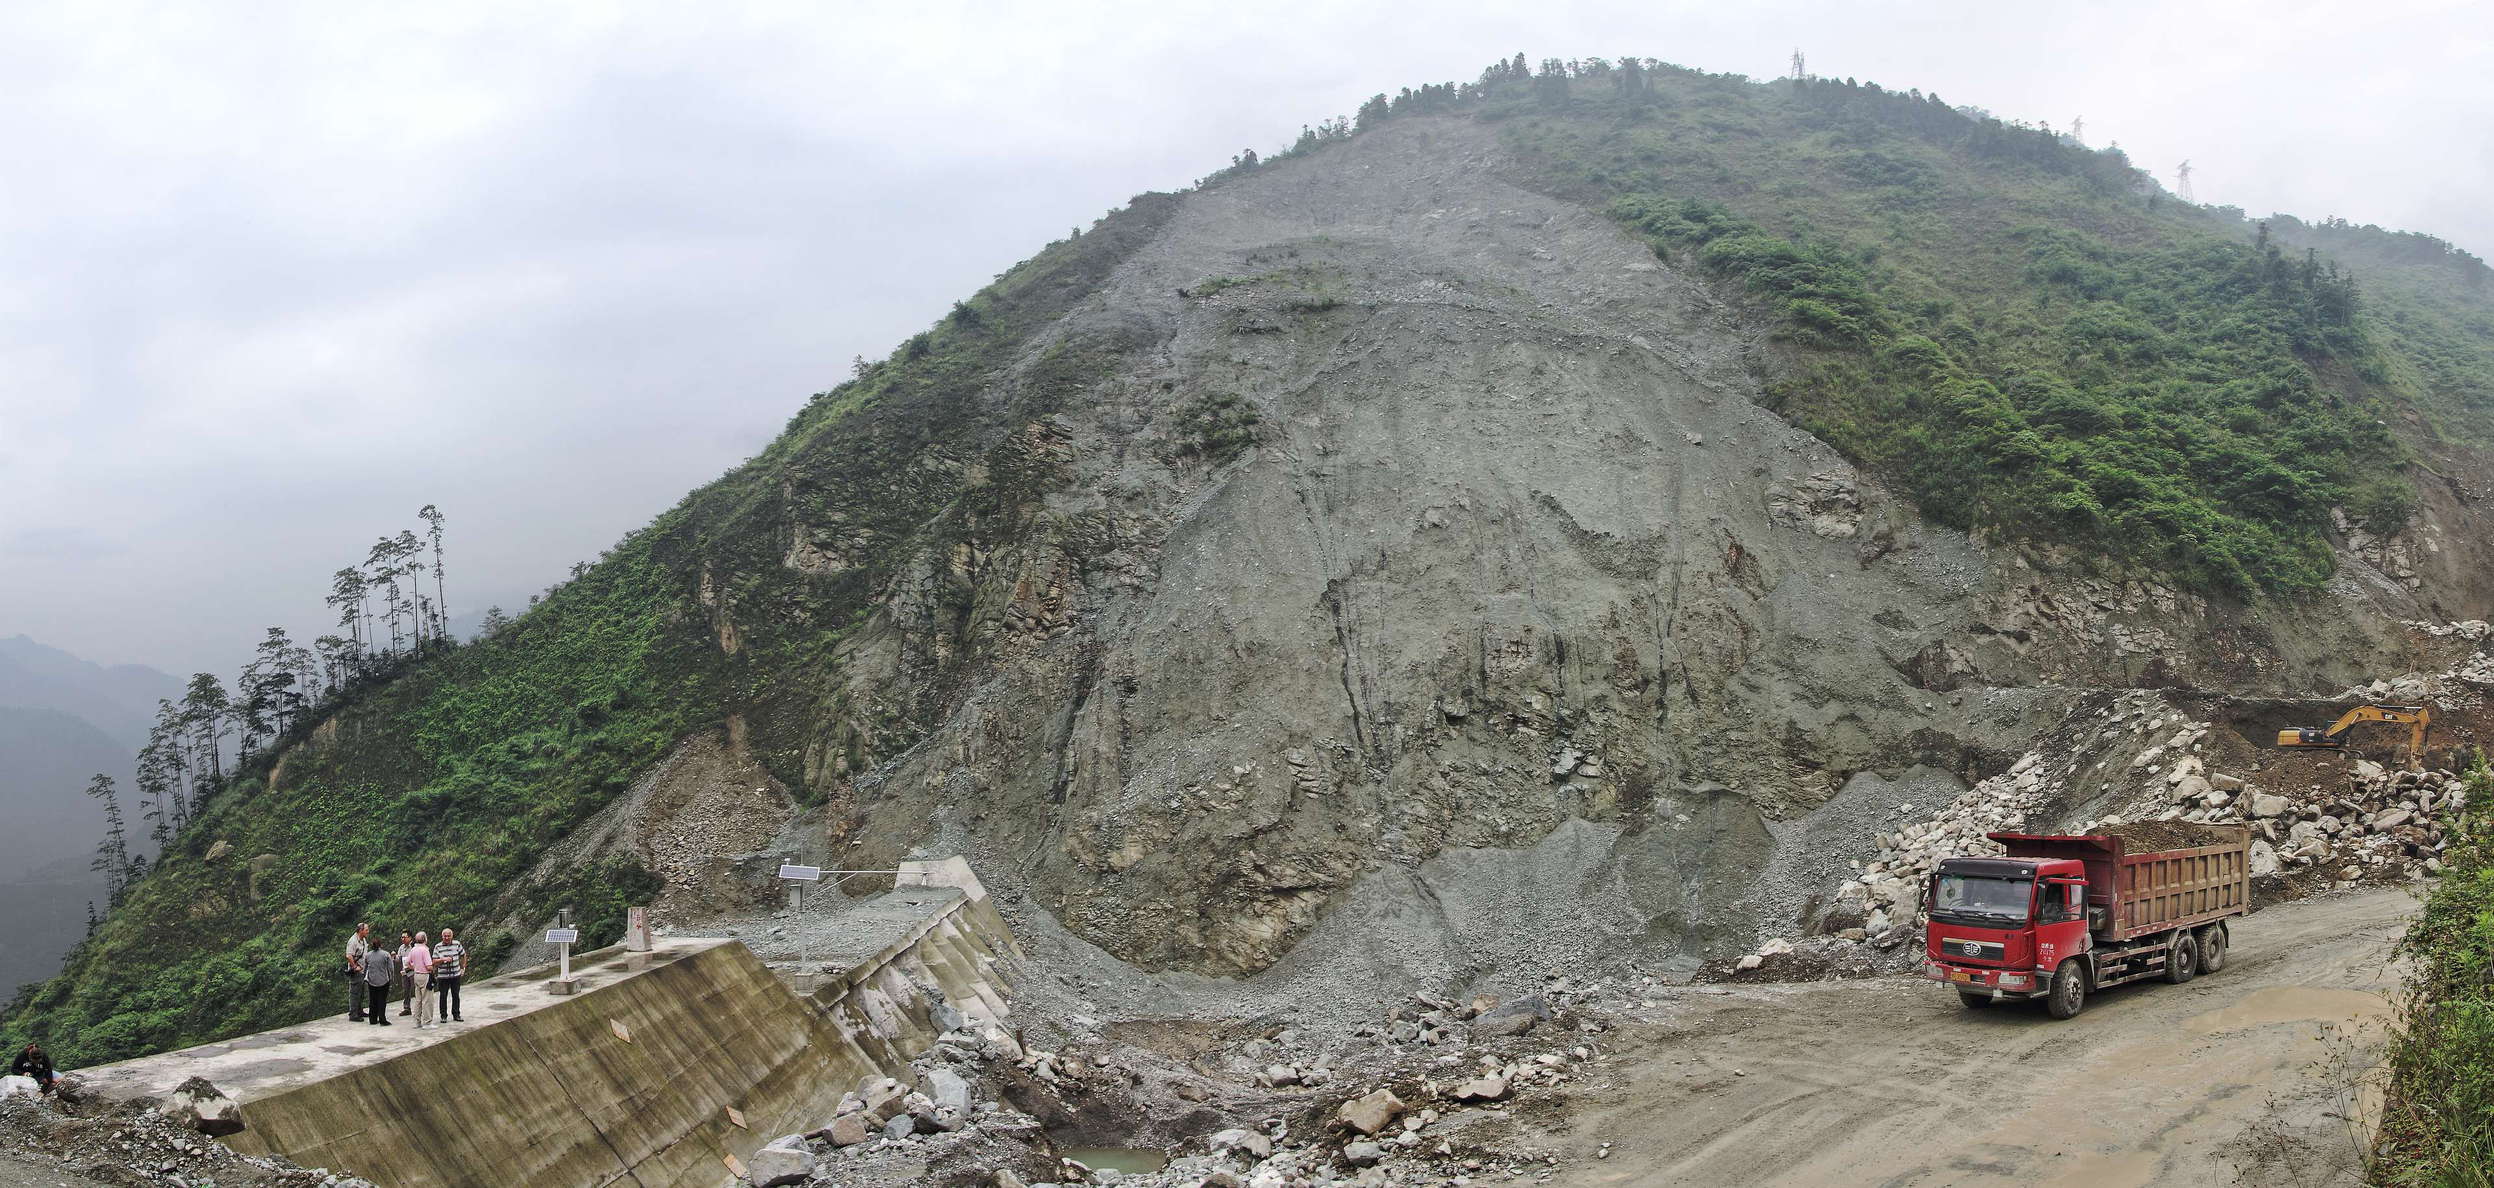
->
823, 1114, 873, 1147
2375, 809, 2414, 831
1451, 1075, 1510, 1103
2248, 791, 2291, 817
1473, 994, 1548, 1036
863, 1079, 911, 1122
1342, 1140, 1386, 1167
0, 1075, 36, 1100
992, 1173, 1029, 1188
169, 1076, 245, 1136
882, 1113, 916, 1141
1208, 1127, 1273, 1159
2248, 840, 2280, 878
1336, 1088, 1406, 1136
921, 1068, 973, 1115
205, 839, 232, 862
746, 1135, 815, 1187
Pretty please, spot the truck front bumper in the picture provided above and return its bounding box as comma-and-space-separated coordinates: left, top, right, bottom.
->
1927, 961, 2045, 998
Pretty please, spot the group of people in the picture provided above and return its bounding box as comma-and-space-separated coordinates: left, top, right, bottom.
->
343, 922, 468, 1029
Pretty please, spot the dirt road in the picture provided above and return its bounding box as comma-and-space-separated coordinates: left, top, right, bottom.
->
1546, 889, 2413, 1187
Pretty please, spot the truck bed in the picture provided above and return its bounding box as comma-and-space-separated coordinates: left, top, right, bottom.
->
1989, 824, 2250, 942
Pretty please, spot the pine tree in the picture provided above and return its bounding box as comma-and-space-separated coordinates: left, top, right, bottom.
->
420, 505, 448, 641
180, 673, 231, 797
326, 567, 369, 671
87, 773, 130, 906
136, 713, 178, 851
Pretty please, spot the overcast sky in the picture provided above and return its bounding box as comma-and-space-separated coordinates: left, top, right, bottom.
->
3, 0, 2488, 677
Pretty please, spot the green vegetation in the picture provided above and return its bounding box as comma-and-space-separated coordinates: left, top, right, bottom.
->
1483, 66, 2457, 596
1, 193, 1180, 1065
1174, 391, 1261, 461
2376, 756, 2494, 1185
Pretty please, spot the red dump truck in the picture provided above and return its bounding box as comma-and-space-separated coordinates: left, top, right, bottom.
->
1922, 824, 2249, 1019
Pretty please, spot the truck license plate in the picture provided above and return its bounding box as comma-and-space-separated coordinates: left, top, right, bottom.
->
1949, 970, 1976, 985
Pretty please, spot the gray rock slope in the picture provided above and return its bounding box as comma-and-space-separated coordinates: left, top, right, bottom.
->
748, 117, 2456, 981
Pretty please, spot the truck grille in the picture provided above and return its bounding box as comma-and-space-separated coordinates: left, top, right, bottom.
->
1941, 938, 2006, 961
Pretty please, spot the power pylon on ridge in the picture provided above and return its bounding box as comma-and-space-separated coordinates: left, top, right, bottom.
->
2177, 159, 2195, 203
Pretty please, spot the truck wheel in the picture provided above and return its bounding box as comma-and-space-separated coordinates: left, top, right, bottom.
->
1958, 990, 1995, 1010
2046, 961, 2086, 1019
2164, 932, 2199, 984
2196, 924, 2228, 974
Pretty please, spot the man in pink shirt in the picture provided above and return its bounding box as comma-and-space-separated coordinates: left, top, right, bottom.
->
405, 933, 437, 1029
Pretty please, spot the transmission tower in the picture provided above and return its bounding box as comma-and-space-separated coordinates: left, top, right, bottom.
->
1789, 49, 1807, 81
2176, 159, 2195, 203
2069, 115, 2084, 144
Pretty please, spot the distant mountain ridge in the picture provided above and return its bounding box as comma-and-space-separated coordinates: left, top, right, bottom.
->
0, 635, 182, 743
0, 637, 181, 993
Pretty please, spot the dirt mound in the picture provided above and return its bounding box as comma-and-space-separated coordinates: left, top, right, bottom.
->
2095, 820, 2243, 851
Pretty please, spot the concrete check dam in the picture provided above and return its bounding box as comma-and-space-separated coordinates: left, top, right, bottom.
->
73, 861, 1017, 1188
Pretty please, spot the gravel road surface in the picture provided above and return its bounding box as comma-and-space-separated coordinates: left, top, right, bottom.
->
1546, 888, 2412, 1187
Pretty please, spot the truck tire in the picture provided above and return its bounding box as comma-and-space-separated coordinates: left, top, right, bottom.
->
2197, 924, 2227, 973
2164, 932, 2199, 984
1958, 990, 1995, 1010
2045, 961, 2086, 1019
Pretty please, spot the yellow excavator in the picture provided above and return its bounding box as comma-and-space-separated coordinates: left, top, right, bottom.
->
2276, 703, 2432, 770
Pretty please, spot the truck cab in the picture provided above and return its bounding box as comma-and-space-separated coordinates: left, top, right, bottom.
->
1924, 856, 2092, 1005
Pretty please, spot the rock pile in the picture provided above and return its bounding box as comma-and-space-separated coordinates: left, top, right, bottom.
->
752, 1026, 1053, 1186
2128, 757, 2467, 886
0, 1086, 369, 1188
1804, 753, 2055, 946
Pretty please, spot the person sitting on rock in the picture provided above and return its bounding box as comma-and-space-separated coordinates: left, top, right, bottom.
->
10, 1043, 58, 1094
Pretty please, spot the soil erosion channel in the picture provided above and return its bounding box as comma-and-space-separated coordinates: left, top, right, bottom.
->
1550, 889, 2408, 1188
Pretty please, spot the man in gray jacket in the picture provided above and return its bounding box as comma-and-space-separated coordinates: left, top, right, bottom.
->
360, 939, 396, 1026
345, 923, 372, 1021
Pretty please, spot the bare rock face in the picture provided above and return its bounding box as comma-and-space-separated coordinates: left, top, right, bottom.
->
705, 117, 2465, 983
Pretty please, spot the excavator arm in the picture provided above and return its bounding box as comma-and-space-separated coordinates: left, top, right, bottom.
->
2276, 703, 2431, 769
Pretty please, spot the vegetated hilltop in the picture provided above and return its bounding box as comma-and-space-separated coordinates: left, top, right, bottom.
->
14, 55, 2494, 1066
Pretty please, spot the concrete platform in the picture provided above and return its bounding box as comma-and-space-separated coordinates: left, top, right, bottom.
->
79, 938, 720, 1107
73, 869, 1019, 1188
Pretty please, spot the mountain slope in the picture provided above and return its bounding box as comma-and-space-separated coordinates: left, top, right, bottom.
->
14, 59, 2494, 1064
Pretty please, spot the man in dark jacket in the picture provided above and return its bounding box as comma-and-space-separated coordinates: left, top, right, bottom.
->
10, 1043, 58, 1093
359, 941, 396, 1026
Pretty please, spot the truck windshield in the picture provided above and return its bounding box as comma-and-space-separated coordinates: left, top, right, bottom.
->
1934, 874, 2032, 924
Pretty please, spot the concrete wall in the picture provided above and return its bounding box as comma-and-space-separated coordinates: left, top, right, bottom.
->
223, 894, 1015, 1188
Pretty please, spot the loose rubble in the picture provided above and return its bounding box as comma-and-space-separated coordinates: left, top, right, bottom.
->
752, 981, 1624, 1188
0, 1077, 372, 1188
